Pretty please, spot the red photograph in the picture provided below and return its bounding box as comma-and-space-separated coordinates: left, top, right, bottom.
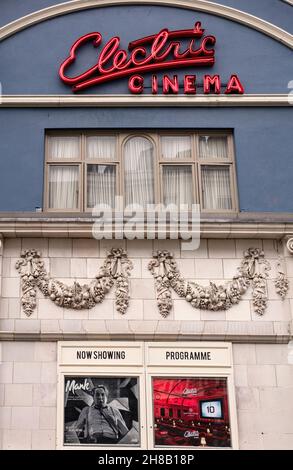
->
153, 377, 231, 447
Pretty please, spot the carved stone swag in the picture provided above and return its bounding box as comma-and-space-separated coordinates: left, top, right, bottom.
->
16, 248, 132, 316
16, 246, 288, 318
148, 248, 289, 317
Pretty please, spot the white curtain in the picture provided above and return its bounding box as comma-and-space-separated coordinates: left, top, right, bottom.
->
48, 136, 80, 159
87, 164, 116, 208
163, 165, 193, 207
86, 136, 116, 160
124, 137, 155, 207
201, 165, 232, 210
49, 165, 79, 209
199, 136, 228, 160
161, 136, 192, 159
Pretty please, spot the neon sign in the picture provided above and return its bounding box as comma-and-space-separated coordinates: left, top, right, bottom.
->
59, 22, 244, 95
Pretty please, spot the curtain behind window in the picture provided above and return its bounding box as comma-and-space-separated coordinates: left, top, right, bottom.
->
86, 136, 116, 160
161, 136, 192, 159
201, 166, 232, 210
162, 165, 193, 208
199, 136, 228, 160
48, 136, 80, 159
48, 165, 79, 209
87, 164, 116, 208
124, 137, 155, 207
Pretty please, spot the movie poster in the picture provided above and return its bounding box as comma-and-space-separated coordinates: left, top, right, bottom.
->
64, 376, 140, 446
153, 377, 231, 447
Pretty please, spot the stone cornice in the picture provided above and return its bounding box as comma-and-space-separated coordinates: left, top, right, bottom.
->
0, 331, 291, 343
0, 218, 293, 239
0, 94, 291, 107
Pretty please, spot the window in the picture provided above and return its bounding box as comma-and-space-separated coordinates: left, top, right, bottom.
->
152, 377, 230, 447
63, 376, 140, 446
45, 131, 237, 212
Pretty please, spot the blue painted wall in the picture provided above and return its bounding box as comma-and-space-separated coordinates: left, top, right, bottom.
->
0, 107, 292, 212
0, 5, 292, 94
0, 0, 292, 34
0, 3, 292, 213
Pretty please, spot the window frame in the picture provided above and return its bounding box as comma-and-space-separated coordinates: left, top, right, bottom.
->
44, 130, 238, 213
196, 132, 238, 213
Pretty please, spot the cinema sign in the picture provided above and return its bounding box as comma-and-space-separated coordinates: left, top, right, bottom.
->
59, 21, 244, 95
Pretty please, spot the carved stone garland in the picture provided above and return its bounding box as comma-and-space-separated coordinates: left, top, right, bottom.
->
274, 256, 289, 299
148, 248, 288, 317
16, 248, 133, 316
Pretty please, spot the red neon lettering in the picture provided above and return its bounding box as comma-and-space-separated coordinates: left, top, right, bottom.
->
204, 75, 221, 94
152, 75, 158, 95
59, 32, 102, 85
128, 75, 144, 94
225, 74, 244, 94
59, 22, 215, 92
184, 75, 196, 94
162, 75, 179, 94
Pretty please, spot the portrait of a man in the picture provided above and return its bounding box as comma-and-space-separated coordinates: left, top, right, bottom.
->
64, 376, 139, 446
74, 385, 129, 444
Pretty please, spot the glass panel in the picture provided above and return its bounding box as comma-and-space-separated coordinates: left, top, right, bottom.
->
64, 376, 140, 446
199, 136, 228, 159
86, 136, 117, 160
162, 165, 193, 207
161, 136, 192, 159
48, 136, 80, 160
201, 165, 232, 210
153, 377, 231, 448
124, 137, 155, 207
48, 165, 79, 209
87, 164, 116, 209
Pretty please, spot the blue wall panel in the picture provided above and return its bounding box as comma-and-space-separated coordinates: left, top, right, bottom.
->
0, 5, 292, 94
0, 3, 292, 213
0, 107, 292, 212
0, 0, 292, 34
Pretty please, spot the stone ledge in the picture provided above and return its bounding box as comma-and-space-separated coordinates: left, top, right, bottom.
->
0, 219, 293, 239
0, 331, 292, 343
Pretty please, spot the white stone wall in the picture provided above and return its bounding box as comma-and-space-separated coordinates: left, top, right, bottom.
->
0, 236, 3, 298
1, 341, 292, 449
0, 237, 291, 339
0, 342, 57, 449
0, 237, 292, 449
233, 343, 293, 449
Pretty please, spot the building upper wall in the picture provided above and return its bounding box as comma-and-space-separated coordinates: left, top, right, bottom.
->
0, 107, 292, 212
0, 4, 292, 94
0, 0, 292, 34
0, 2, 292, 213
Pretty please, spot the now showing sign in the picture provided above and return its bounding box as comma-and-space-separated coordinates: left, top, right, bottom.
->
59, 343, 143, 366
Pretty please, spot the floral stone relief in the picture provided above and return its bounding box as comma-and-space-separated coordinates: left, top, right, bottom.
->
148, 248, 289, 317
16, 246, 288, 318
16, 248, 132, 316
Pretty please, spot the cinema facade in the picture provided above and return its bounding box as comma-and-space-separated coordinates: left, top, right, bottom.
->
0, 0, 293, 450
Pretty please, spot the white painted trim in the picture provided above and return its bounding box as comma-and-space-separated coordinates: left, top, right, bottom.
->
0, 0, 292, 48
282, 0, 293, 6
0, 94, 290, 107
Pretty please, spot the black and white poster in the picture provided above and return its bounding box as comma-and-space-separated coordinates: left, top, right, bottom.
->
64, 376, 140, 446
